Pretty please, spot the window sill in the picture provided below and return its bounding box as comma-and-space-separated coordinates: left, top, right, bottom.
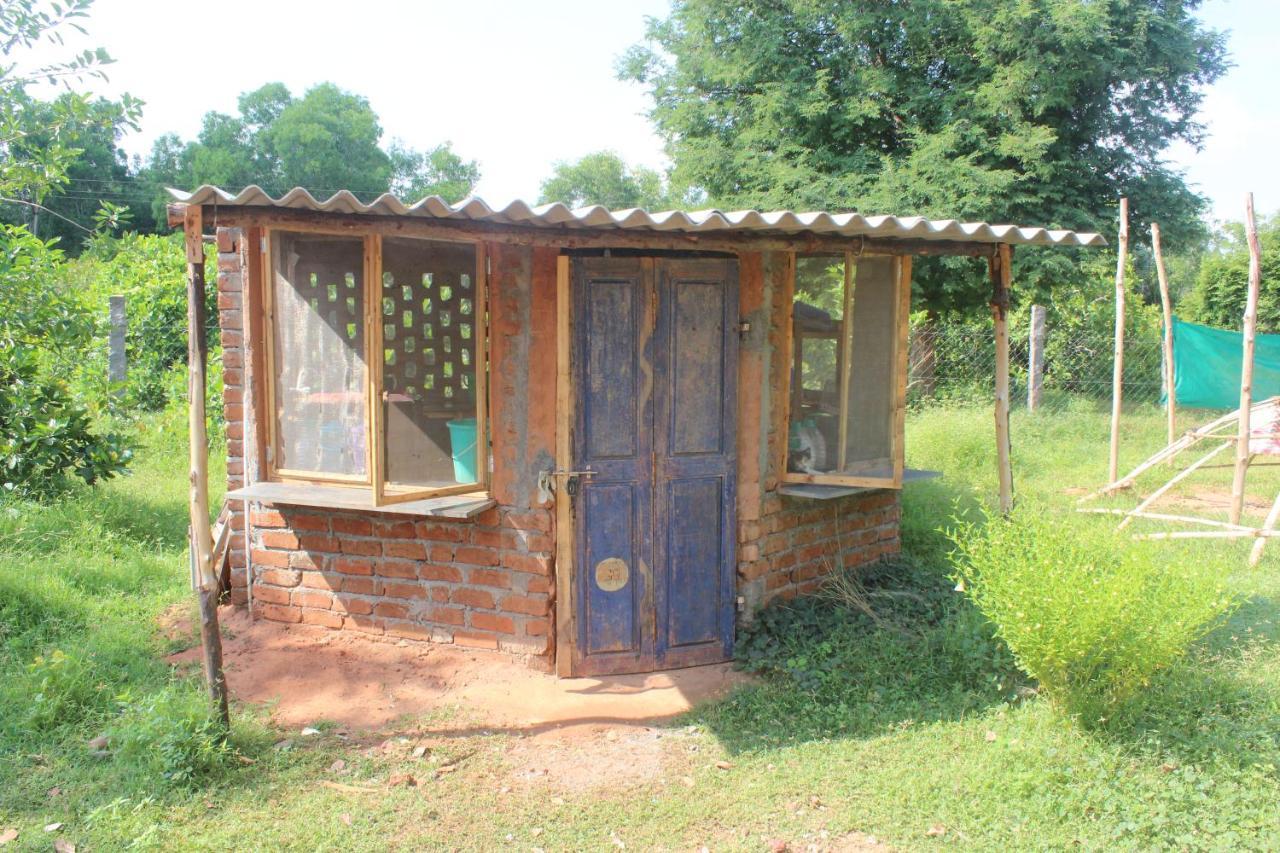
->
226, 481, 495, 519
779, 469, 940, 501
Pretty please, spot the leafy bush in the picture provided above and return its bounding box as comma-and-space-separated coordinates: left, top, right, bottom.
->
107, 685, 232, 786
948, 509, 1237, 725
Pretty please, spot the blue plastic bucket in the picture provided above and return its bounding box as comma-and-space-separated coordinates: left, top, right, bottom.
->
446, 418, 478, 483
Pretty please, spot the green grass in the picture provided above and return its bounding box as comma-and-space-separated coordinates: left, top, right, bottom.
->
0, 400, 1278, 850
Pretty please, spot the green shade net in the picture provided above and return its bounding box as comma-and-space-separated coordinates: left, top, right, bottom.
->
1172, 316, 1280, 409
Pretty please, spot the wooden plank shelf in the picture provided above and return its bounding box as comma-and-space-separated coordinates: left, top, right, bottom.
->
226, 481, 494, 519
779, 468, 940, 500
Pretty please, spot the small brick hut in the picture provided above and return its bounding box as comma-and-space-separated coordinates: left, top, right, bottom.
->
173, 186, 1102, 676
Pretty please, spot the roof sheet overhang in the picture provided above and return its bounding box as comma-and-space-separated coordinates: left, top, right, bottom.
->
169, 185, 1107, 249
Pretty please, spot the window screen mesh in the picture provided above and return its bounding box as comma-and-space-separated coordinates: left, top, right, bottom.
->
788, 254, 899, 479
271, 232, 367, 477
380, 237, 479, 487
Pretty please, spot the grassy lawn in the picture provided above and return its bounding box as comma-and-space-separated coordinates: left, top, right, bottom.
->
1, 400, 1278, 850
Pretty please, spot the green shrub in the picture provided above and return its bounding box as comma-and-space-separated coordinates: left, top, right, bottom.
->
948, 508, 1237, 725
22, 649, 113, 733
107, 685, 232, 786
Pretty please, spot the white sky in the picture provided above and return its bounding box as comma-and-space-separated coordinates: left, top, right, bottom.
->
22, 0, 1279, 222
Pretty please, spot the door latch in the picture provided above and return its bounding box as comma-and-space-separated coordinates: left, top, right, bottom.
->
550, 468, 595, 498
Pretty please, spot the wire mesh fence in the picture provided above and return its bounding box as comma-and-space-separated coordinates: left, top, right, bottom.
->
908, 314, 1166, 412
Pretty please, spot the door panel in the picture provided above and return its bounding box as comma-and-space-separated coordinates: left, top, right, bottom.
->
570, 257, 736, 676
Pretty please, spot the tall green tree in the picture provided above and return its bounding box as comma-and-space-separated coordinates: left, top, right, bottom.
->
1183, 214, 1280, 333
621, 0, 1228, 313
538, 151, 679, 209
141, 82, 482, 211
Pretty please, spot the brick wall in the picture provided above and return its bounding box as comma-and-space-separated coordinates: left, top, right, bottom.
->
216, 227, 250, 604
738, 490, 901, 610
247, 504, 554, 664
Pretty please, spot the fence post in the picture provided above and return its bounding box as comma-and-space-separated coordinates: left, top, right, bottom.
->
1028, 304, 1045, 411
108, 295, 127, 394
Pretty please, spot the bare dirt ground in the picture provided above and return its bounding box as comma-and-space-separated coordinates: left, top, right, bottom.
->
168, 606, 757, 796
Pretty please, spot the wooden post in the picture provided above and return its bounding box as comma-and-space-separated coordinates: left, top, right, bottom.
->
108, 295, 127, 394
1231, 193, 1263, 525
991, 245, 1014, 514
1152, 222, 1176, 455
184, 206, 230, 731
1109, 198, 1129, 484
1027, 304, 1045, 411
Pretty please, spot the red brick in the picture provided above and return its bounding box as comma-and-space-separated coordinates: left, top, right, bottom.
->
455, 546, 499, 566
251, 509, 286, 528
222, 348, 243, 369
333, 516, 373, 536
374, 601, 409, 620
298, 534, 340, 553
419, 564, 462, 583
261, 530, 299, 550
216, 228, 236, 252
293, 590, 333, 609
471, 612, 515, 634
384, 540, 427, 560
474, 508, 501, 526
452, 588, 495, 610
382, 582, 428, 599
335, 595, 374, 615
385, 621, 434, 642
257, 568, 300, 587
428, 544, 454, 563
289, 551, 326, 571
300, 572, 337, 590
259, 603, 300, 623
525, 575, 552, 594
429, 586, 451, 603
341, 576, 376, 594
340, 538, 381, 556
520, 533, 554, 552
226, 459, 244, 477
251, 548, 290, 568
344, 614, 383, 635
224, 403, 243, 422
431, 606, 465, 626
225, 421, 244, 441
468, 568, 512, 589
501, 552, 551, 575
500, 594, 548, 616
301, 609, 344, 629
474, 528, 514, 549
283, 513, 330, 532
416, 521, 467, 542
377, 520, 416, 538
453, 631, 499, 650
376, 559, 417, 579
523, 617, 550, 637
254, 585, 292, 605
334, 557, 374, 576
223, 368, 243, 388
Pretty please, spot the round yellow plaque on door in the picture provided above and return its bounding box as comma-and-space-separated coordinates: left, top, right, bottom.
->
594, 557, 630, 592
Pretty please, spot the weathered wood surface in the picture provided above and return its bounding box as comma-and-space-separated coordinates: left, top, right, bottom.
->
992, 245, 1014, 513
1152, 222, 1176, 453
224, 481, 495, 518
1110, 198, 1129, 484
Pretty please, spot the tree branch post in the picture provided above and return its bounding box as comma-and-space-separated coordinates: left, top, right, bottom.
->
1152, 222, 1176, 457
185, 205, 230, 732
1109, 198, 1129, 485
991, 244, 1014, 514
1232, 193, 1263, 525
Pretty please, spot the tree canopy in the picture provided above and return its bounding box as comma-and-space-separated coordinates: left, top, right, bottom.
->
621, 0, 1229, 312
538, 151, 678, 210
139, 82, 481, 223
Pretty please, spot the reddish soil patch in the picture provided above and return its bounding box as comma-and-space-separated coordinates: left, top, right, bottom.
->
168, 606, 749, 734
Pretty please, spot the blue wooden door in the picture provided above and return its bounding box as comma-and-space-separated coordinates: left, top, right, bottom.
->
571, 257, 737, 675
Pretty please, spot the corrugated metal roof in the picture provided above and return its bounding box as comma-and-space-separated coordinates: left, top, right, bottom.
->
170, 185, 1107, 248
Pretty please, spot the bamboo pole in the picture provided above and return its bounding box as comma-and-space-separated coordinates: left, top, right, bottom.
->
1231, 193, 1263, 525
1152, 222, 1176, 456
1116, 440, 1232, 530
1249, 488, 1280, 567
184, 206, 230, 732
992, 245, 1014, 514
1109, 198, 1129, 484
1135, 529, 1280, 541
1080, 507, 1257, 532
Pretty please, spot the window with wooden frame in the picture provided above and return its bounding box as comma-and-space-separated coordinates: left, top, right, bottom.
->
264, 229, 488, 506
785, 252, 910, 489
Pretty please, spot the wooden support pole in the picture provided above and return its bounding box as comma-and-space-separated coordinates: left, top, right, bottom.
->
1250, 487, 1280, 567
1116, 440, 1232, 530
991, 244, 1014, 514
1152, 222, 1176, 455
184, 206, 230, 732
1027, 304, 1045, 411
1231, 193, 1263, 525
1109, 198, 1129, 484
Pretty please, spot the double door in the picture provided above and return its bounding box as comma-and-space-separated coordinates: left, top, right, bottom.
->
569, 257, 738, 676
